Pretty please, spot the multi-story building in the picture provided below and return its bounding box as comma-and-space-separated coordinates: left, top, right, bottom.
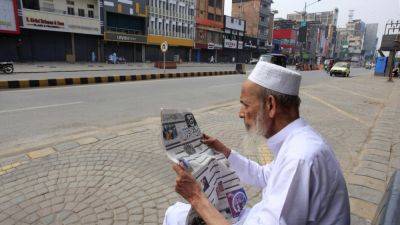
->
334, 27, 351, 60
287, 8, 339, 62
1, 0, 102, 62
232, 0, 274, 56
147, 0, 195, 62
102, 0, 147, 62
346, 19, 366, 63
193, 0, 224, 62
221, 15, 245, 62
363, 23, 378, 60
272, 19, 297, 60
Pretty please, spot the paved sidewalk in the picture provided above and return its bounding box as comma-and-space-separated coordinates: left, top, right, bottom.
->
0, 74, 399, 225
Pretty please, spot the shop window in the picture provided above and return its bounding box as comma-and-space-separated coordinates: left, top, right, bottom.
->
88, 10, 94, 18
67, 7, 75, 15
78, 9, 85, 17
216, 0, 222, 9
22, 0, 40, 10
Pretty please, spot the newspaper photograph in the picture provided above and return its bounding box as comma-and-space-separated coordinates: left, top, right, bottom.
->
161, 109, 247, 225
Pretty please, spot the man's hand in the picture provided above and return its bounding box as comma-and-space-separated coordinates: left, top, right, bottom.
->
172, 164, 230, 225
202, 134, 231, 158
173, 164, 203, 204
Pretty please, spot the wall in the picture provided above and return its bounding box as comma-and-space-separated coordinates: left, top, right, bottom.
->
232, 0, 260, 38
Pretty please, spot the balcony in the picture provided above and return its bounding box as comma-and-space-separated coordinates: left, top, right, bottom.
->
106, 27, 144, 36
38, 7, 99, 20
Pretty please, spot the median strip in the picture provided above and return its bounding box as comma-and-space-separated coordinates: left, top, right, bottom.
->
0, 70, 240, 90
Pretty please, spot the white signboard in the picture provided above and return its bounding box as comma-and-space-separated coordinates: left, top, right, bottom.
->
238, 41, 243, 50
224, 39, 238, 49
22, 9, 101, 35
0, 0, 19, 34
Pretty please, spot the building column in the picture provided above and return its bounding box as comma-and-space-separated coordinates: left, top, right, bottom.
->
142, 45, 146, 62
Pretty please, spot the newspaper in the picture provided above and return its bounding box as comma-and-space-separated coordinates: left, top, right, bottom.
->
161, 109, 247, 225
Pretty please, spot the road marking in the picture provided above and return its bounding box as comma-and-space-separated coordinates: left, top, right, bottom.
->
210, 82, 243, 89
301, 91, 369, 126
322, 84, 385, 104
0, 102, 84, 114
0, 162, 21, 176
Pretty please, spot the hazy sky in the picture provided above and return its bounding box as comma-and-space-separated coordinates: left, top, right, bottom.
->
225, 0, 400, 41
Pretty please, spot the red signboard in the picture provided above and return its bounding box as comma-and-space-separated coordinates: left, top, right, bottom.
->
0, 0, 20, 34
273, 29, 296, 40
196, 18, 223, 29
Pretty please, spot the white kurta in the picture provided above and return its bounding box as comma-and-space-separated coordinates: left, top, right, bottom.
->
163, 118, 350, 225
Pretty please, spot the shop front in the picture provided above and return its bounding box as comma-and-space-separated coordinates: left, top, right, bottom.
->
146, 35, 194, 62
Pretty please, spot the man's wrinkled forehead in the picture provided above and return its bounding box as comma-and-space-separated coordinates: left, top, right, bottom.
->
241, 80, 263, 97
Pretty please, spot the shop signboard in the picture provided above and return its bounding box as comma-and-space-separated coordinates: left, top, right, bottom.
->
238, 41, 243, 50
22, 9, 101, 35
0, 0, 19, 34
104, 32, 147, 43
224, 39, 237, 49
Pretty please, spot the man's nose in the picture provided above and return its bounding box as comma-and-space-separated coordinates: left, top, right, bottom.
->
239, 108, 245, 119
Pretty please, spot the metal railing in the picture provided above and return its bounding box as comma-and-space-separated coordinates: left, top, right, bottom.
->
106, 27, 144, 35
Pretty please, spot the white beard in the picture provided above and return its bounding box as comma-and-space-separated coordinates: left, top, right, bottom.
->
241, 109, 267, 156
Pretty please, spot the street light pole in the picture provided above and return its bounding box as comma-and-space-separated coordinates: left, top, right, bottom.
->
299, 0, 322, 65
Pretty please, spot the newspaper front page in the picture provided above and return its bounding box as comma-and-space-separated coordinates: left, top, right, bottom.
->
161, 109, 247, 225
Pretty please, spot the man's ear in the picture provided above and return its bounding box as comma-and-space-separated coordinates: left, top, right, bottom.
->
267, 95, 277, 118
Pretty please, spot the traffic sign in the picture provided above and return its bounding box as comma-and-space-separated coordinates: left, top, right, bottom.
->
161, 41, 168, 53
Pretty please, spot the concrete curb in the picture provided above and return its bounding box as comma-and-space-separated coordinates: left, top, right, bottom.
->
13, 64, 235, 74
0, 70, 240, 89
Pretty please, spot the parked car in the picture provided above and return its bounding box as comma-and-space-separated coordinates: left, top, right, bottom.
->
249, 58, 259, 64
330, 62, 351, 77
259, 54, 287, 67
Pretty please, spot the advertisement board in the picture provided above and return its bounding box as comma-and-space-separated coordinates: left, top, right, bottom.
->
224, 39, 237, 49
22, 9, 101, 35
0, 0, 19, 34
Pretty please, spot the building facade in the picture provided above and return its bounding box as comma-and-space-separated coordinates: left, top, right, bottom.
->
147, 0, 195, 62
1, 0, 102, 62
193, 0, 224, 62
346, 19, 366, 63
363, 23, 378, 60
221, 15, 245, 62
102, 0, 147, 62
286, 8, 339, 63
232, 0, 274, 56
272, 20, 297, 62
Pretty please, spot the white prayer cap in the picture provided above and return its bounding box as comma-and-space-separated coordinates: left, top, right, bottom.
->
248, 62, 301, 96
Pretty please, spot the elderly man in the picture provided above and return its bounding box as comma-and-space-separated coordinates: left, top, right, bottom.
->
164, 62, 350, 225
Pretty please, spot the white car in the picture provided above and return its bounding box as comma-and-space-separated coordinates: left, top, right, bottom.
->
249, 58, 259, 64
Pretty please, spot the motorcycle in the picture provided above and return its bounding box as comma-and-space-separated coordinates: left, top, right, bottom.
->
0, 62, 14, 74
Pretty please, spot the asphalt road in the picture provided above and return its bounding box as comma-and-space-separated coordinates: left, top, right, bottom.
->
0, 67, 371, 152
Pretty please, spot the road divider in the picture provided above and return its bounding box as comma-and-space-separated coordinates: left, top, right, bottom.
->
0, 70, 240, 89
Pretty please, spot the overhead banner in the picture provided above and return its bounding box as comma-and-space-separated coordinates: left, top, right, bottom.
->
0, 0, 19, 34
22, 9, 101, 35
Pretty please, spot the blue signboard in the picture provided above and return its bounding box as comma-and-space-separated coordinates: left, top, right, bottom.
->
375, 57, 387, 76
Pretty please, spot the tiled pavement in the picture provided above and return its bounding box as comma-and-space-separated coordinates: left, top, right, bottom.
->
0, 74, 399, 225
